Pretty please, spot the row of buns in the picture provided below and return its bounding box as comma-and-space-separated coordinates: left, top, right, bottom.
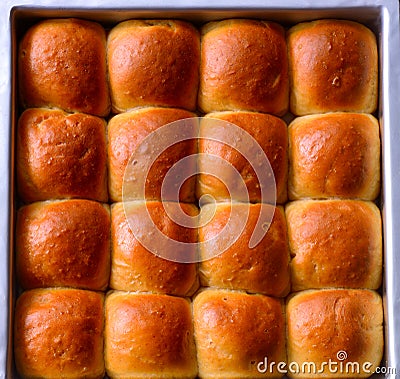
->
19, 18, 378, 117
17, 107, 381, 204
16, 199, 382, 295
14, 287, 383, 379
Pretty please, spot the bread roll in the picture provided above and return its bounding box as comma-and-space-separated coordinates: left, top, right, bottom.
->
288, 19, 378, 115
107, 20, 200, 112
16, 200, 110, 291
19, 18, 110, 117
14, 288, 104, 379
288, 113, 380, 200
198, 19, 288, 115
110, 201, 198, 295
199, 203, 290, 297
286, 289, 383, 378
107, 107, 197, 202
198, 111, 288, 204
105, 291, 197, 379
286, 200, 382, 291
17, 108, 108, 203
193, 289, 286, 379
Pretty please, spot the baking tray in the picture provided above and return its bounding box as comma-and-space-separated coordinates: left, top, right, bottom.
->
1, 0, 400, 378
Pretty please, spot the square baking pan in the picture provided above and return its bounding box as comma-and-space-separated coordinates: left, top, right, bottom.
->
1, 0, 400, 377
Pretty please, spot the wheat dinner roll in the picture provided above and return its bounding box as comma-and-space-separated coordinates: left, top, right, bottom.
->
14, 288, 105, 379
107, 19, 200, 112
198, 19, 288, 115
110, 201, 198, 295
286, 200, 382, 291
288, 19, 378, 115
193, 289, 286, 379
105, 292, 197, 379
19, 18, 110, 117
16, 200, 110, 291
197, 111, 288, 204
288, 113, 380, 200
286, 289, 383, 378
107, 107, 197, 202
17, 108, 108, 203
199, 203, 290, 297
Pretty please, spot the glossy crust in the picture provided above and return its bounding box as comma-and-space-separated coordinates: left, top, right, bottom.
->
288, 19, 378, 115
107, 20, 200, 112
286, 200, 382, 291
198, 19, 288, 115
193, 289, 286, 379
105, 292, 197, 379
19, 18, 110, 117
198, 111, 288, 204
110, 201, 198, 295
107, 107, 197, 202
288, 113, 380, 200
14, 288, 105, 379
286, 289, 383, 378
199, 203, 290, 297
17, 108, 108, 203
16, 200, 110, 291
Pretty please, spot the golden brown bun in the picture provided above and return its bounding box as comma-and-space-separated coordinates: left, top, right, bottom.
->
17, 108, 108, 203
288, 113, 380, 200
14, 288, 105, 379
199, 203, 290, 297
105, 291, 197, 379
198, 19, 288, 115
19, 18, 110, 117
286, 200, 382, 291
107, 20, 200, 112
193, 289, 286, 379
286, 289, 383, 378
107, 107, 197, 202
288, 19, 378, 115
198, 111, 288, 204
110, 201, 198, 295
16, 200, 110, 291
